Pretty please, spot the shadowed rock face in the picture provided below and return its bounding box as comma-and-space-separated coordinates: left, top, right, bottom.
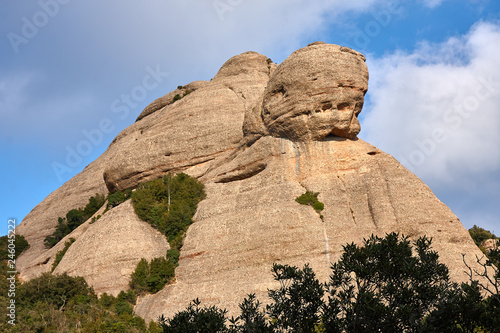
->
262, 42, 368, 141
15, 42, 486, 322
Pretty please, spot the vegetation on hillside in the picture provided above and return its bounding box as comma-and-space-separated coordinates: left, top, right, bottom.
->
44, 193, 106, 248
0, 234, 29, 260
106, 189, 132, 211
130, 173, 205, 295
159, 233, 500, 332
51, 237, 75, 272
469, 225, 498, 253
0, 262, 162, 332
131, 173, 205, 249
296, 190, 324, 213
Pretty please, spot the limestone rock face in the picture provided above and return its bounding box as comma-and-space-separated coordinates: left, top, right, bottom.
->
134, 137, 481, 321
54, 201, 169, 295
262, 42, 368, 141
136, 81, 209, 122
15, 42, 487, 322
103, 51, 274, 193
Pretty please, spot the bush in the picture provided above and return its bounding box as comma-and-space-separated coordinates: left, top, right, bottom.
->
0, 271, 150, 332
51, 237, 76, 272
296, 190, 324, 213
0, 234, 29, 260
469, 225, 497, 247
130, 257, 176, 295
107, 189, 132, 210
44, 193, 105, 248
159, 299, 228, 333
132, 173, 205, 249
267, 263, 324, 332
172, 94, 181, 102
156, 233, 499, 332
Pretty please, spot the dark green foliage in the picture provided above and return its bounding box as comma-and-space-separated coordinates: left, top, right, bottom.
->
296, 191, 324, 212
17, 272, 95, 310
51, 237, 76, 272
44, 217, 71, 248
177, 85, 183, 89
0, 270, 156, 332
229, 294, 272, 332
130, 257, 176, 294
167, 249, 180, 266
463, 240, 500, 332
84, 193, 106, 216
422, 281, 485, 332
115, 291, 135, 315
173, 94, 181, 102
132, 173, 205, 248
267, 264, 324, 332
328, 233, 451, 332
107, 189, 132, 210
0, 234, 29, 260
469, 225, 497, 248
130, 258, 150, 293
44, 193, 105, 248
159, 298, 228, 333
157, 233, 500, 332
131, 173, 205, 294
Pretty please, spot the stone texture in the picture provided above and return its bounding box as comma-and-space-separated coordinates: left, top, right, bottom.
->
103, 51, 274, 193
136, 81, 209, 122
16, 49, 275, 284
262, 42, 368, 141
134, 136, 483, 321
54, 201, 169, 296
15, 42, 488, 323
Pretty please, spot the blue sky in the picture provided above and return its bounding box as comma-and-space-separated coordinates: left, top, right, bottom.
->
1, 0, 499, 236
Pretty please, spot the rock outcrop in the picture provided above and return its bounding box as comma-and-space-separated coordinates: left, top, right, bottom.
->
16, 42, 487, 322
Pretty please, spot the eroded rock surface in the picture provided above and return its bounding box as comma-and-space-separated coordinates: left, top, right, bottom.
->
54, 201, 169, 295
16, 42, 486, 322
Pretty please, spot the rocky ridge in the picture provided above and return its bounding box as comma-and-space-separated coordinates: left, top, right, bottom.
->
16, 42, 487, 321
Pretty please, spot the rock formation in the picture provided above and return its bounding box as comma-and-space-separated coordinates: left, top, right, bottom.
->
16, 42, 487, 322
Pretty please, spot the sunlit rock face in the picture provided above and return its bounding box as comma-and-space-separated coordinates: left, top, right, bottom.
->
262, 42, 369, 141
16, 42, 485, 323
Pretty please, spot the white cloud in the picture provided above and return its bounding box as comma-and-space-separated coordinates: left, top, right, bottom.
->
360, 21, 500, 229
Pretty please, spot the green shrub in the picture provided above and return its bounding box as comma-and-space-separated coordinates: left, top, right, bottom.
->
469, 225, 497, 247
158, 233, 499, 332
51, 237, 76, 272
130, 173, 204, 295
132, 173, 205, 249
130, 258, 149, 294
0, 234, 29, 260
130, 257, 176, 295
172, 94, 181, 102
167, 249, 180, 267
296, 191, 324, 213
107, 189, 132, 210
0, 272, 147, 332
44, 193, 105, 248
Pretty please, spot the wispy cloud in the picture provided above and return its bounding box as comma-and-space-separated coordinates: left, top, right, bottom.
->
361, 21, 500, 231
418, 0, 447, 8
